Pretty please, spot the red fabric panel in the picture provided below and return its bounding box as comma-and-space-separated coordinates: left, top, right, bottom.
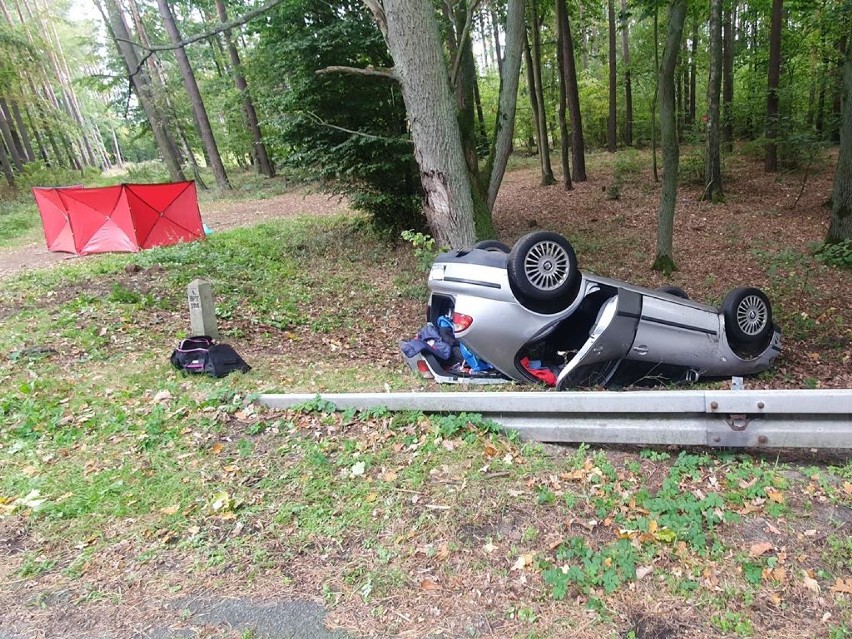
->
80, 218, 139, 254
127, 181, 202, 248
60, 186, 123, 253
33, 189, 75, 253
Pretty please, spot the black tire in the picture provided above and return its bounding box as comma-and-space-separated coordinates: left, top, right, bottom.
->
507, 231, 579, 302
657, 285, 690, 299
473, 240, 511, 253
721, 287, 773, 345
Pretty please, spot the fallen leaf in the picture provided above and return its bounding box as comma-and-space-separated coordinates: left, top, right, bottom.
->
436, 543, 450, 561
511, 552, 535, 571
749, 542, 774, 558
211, 443, 224, 455
636, 565, 654, 580
830, 578, 852, 594
381, 470, 397, 482
842, 482, 852, 496
350, 461, 366, 477
420, 578, 440, 591
483, 443, 498, 458
802, 573, 821, 594
482, 541, 497, 554
160, 505, 180, 516
765, 488, 785, 503
153, 390, 172, 403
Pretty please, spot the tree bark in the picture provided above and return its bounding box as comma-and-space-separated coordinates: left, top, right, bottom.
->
652, 5, 659, 182
485, 0, 525, 211
490, 9, 503, 77
554, 0, 572, 191
9, 99, 35, 162
607, 0, 617, 151
620, 0, 633, 146
96, 0, 185, 182
0, 98, 24, 171
374, 0, 477, 247
832, 35, 848, 143
722, 0, 736, 150
827, 35, 852, 242
215, 0, 274, 177
765, 0, 782, 172
653, 0, 687, 274
704, 0, 724, 202
528, 1, 555, 185
556, 0, 586, 181
156, 0, 231, 189
688, 17, 697, 130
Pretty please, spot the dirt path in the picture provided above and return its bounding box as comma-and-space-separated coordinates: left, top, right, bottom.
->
0, 188, 350, 280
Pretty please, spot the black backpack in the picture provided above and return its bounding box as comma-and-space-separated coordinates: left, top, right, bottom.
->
170, 336, 251, 378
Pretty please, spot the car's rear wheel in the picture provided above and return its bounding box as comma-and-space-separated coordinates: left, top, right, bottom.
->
473, 240, 511, 253
508, 231, 579, 302
722, 287, 773, 345
657, 285, 689, 299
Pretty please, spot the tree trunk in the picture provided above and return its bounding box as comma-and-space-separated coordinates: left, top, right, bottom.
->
524, 33, 543, 156
555, 0, 572, 191
704, 0, 724, 202
607, 0, 617, 151
215, 0, 274, 177
832, 35, 848, 143
620, 0, 633, 146
827, 35, 852, 242
473, 74, 488, 145
529, 0, 555, 185
0, 98, 24, 171
688, 17, 697, 130
9, 99, 35, 162
156, 0, 231, 189
374, 0, 478, 247
653, 0, 687, 274
0, 136, 14, 185
652, 5, 659, 182
722, 0, 736, 150
490, 9, 503, 77
765, 0, 782, 172
557, 1, 586, 181
96, 0, 185, 182
485, 0, 525, 211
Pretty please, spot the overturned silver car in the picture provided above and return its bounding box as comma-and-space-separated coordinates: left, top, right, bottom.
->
403, 231, 781, 389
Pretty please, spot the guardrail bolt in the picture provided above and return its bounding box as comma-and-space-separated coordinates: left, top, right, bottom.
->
757, 402, 765, 409
712, 436, 721, 443
710, 402, 719, 410
758, 435, 768, 444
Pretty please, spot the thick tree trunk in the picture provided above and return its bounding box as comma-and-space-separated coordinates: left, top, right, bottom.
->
765, 0, 782, 172
156, 0, 231, 190
620, 0, 633, 146
832, 35, 848, 143
215, 0, 274, 177
704, 0, 724, 202
557, 1, 586, 181
524, 34, 543, 156
607, 0, 617, 151
827, 37, 852, 242
530, 0, 555, 185
722, 0, 736, 150
554, 0, 572, 191
377, 0, 478, 247
97, 0, 185, 182
653, 0, 687, 274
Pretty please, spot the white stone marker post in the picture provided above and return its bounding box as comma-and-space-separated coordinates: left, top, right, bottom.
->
187, 278, 219, 338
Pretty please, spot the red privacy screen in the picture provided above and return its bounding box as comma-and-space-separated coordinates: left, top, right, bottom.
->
33, 181, 203, 255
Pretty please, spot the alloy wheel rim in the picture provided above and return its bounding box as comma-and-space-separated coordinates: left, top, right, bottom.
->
524, 241, 571, 291
736, 295, 768, 335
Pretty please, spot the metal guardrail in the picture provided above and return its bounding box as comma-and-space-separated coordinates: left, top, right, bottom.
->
258, 389, 852, 449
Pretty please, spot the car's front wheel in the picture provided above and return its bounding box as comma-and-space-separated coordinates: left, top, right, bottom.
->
722, 287, 773, 345
507, 231, 579, 303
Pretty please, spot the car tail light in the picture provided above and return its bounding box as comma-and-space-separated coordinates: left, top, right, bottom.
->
452, 312, 473, 333
416, 360, 434, 379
